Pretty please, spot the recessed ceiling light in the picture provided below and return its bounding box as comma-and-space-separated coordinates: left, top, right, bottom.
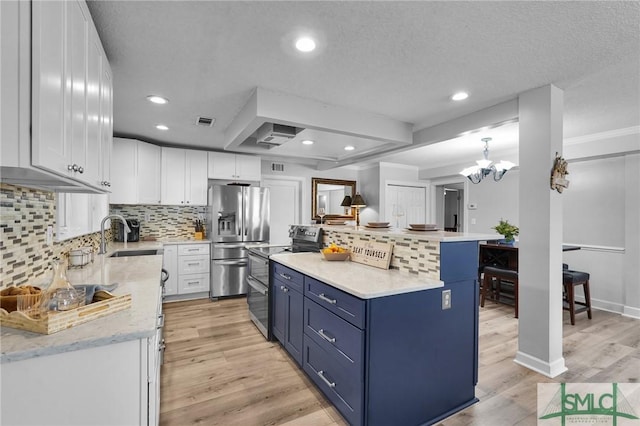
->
156, 124, 169, 131
451, 92, 469, 101
295, 37, 316, 52
302, 139, 314, 145
344, 145, 355, 151
147, 95, 169, 104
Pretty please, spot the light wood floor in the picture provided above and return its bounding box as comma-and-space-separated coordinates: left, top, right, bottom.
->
159, 297, 640, 426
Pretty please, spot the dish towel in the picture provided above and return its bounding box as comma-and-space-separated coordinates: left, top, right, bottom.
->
73, 283, 119, 305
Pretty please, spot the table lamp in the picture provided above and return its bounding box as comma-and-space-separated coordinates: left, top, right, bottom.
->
351, 193, 366, 226
340, 195, 352, 215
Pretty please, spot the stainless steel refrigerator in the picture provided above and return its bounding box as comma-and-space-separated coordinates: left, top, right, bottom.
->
208, 184, 269, 298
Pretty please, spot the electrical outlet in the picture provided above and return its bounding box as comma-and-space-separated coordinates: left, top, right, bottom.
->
46, 225, 53, 245
144, 212, 151, 222
471, 218, 477, 225
442, 289, 452, 310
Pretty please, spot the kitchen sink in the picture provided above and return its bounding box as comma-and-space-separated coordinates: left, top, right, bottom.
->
109, 249, 162, 257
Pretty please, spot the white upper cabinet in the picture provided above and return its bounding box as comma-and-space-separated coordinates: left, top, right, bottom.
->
208, 152, 261, 181
110, 138, 161, 205
1, 0, 112, 193
161, 148, 208, 206
137, 142, 162, 204
99, 63, 113, 188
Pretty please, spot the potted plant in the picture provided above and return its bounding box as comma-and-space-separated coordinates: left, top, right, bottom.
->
493, 219, 519, 245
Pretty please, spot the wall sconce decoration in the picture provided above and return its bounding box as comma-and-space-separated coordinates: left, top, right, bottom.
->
340, 195, 352, 215
459, 137, 515, 184
550, 152, 570, 193
351, 193, 366, 227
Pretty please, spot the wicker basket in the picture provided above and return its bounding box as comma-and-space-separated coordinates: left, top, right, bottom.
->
0, 291, 131, 334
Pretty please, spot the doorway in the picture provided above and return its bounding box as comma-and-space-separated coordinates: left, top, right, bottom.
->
434, 182, 464, 232
261, 177, 302, 245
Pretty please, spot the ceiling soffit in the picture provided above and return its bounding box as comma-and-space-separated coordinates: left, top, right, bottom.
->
226, 88, 413, 165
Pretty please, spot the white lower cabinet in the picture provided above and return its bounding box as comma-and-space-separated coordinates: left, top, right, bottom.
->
0, 292, 164, 426
163, 243, 210, 300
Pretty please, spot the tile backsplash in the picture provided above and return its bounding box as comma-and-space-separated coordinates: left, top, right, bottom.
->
323, 229, 441, 281
109, 204, 206, 240
0, 184, 104, 289
0, 184, 207, 289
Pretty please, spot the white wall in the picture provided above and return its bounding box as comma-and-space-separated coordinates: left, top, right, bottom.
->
466, 169, 519, 236
450, 152, 639, 316
357, 165, 380, 225
261, 160, 358, 224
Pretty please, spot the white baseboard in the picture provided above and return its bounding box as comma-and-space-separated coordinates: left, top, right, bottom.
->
514, 351, 567, 378
623, 305, 640, 319
572, 295, 626, 315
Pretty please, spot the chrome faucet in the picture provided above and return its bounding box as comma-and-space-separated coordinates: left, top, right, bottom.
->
99, 214, 131, 255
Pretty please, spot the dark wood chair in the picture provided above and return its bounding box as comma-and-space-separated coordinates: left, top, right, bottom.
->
480, 266, 519, 318
563, 270, 592, 325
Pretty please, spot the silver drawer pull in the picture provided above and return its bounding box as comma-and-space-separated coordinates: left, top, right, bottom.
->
279, 273, 291, 280
187, 262, 200, 266
157, 313, 165, 328
186, 281, 200, 285
318, 293, 337, 305
317, 370, 336, 388
280, 285, 288, 293
318, 329, 336, 343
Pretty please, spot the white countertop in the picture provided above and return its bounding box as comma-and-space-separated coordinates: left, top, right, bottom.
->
1, 248, 164, 363
270, 252, 443, 299
320, 225, 498, 242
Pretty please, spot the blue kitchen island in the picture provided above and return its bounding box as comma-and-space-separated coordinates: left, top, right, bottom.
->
271, 229, 489, 426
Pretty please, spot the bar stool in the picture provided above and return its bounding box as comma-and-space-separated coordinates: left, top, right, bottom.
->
481, 266, 519, 318
563, 270, 592, 325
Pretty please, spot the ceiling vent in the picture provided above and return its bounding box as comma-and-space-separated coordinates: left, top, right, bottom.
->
196, 116, 215, 127
271, 163, 285, 172
256, 123, 297, 147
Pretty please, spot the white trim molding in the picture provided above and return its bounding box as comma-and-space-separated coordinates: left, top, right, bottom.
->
514, 351, 567, 378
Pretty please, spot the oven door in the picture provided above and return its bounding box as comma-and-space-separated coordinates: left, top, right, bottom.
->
247, 275, 269, 339
248, 251, 269, 284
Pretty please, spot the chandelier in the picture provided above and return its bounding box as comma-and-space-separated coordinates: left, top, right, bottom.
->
459, 137, 515, 184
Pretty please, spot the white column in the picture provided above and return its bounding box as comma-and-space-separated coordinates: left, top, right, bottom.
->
515, 85, 567, 377
623, 153, 640, 318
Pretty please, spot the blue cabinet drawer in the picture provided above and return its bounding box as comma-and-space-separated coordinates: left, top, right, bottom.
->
303, 335, 362, 426
304, 298, 364, 376
273, 263, 303, 293
305, 277, 366, 329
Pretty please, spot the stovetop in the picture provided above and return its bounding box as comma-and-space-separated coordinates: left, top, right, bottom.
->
249, 245, 292, 258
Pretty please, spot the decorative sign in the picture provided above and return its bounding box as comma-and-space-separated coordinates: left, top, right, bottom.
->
349, 241, 393, 270
550, 152, 570, 193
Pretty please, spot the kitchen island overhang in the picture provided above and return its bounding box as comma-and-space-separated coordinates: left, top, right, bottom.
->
270, 231, 486, 425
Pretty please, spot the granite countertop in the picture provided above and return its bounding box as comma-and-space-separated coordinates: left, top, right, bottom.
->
1, 249, 163, 364
320, 225, 498, 242
271, 252, 443, 299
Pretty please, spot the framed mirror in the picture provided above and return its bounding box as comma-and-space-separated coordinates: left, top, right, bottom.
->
311, 177, 356, 221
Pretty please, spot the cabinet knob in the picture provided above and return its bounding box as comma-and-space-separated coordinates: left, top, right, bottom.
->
77, 166, 84, 174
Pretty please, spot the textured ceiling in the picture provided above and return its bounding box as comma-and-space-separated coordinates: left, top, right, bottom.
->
87, 0, 640, 169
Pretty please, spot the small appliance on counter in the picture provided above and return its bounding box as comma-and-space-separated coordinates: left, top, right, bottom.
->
114, 219, 140, 242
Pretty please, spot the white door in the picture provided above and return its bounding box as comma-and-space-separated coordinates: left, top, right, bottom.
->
385, 184, 427, 228
262, 178, 301, 245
